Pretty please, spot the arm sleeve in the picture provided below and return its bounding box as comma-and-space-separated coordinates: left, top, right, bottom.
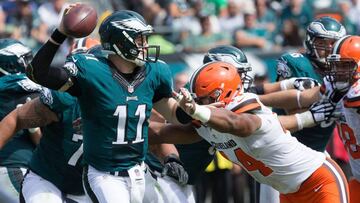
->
26, 31, 81, 95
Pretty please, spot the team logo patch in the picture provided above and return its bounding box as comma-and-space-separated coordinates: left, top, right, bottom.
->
64, 61, 78, 76
40, 88, 53, 105
17, 78, 42, 92
276, 60, 292, 78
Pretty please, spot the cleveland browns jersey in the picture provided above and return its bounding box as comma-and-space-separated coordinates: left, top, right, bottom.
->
337, 80, 360, 181
195, 93, 325, 194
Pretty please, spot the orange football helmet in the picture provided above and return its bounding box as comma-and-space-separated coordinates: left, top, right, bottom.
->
69, 37, 101, 54
189, 61, 242, 104
327, 35, 360, 85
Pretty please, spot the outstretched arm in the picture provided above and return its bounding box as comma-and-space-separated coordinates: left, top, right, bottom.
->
0, 98, 58, 149
259, 87, 321, 111
149, 122, 202, 144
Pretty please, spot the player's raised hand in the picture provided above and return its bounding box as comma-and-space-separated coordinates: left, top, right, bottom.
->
59, 3, 97, 38
173, 88, 196, 115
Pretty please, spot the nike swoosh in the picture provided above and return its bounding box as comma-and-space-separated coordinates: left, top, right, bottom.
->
72, 56, 78, 63
314, 184, 323, 192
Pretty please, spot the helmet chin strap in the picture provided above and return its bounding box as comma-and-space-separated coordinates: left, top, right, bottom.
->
112, 44, 145, 66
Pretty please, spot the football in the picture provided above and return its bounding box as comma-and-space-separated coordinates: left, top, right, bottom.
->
62, 4, 98, 38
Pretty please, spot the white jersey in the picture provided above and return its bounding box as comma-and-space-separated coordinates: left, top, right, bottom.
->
195, 93, 325, 194
336, 80, 360, 181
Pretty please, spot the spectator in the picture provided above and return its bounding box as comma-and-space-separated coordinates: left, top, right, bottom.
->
255, 0, 278, 42
218, 0, 244, 35
182, 14, 231, 53
234, 11, 274, 50
3, 0, 47, 50
337, 0, 357, 35
37, 0, 68, 31
280, 0, 313, 39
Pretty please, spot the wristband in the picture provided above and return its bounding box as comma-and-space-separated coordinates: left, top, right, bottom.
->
295, 111, 315, 130
280, 78, 295, 90
296, 90, 302, 109
50, 29, 67, 45
192, 104, 211, 123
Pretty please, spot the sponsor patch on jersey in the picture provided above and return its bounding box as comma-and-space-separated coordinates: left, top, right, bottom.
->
40, 87, 53, 105
17, 78, 42, 92
64, 61, 78, 76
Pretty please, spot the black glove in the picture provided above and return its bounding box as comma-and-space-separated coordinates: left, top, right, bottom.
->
161, 154, 189, 185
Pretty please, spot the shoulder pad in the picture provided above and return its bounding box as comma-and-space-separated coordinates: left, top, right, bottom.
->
226, 93, 261, 114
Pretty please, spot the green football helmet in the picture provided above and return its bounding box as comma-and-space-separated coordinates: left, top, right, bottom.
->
203, 45, 253, 91
0, 38, 32, 77
99, 10, 160, 66
305, 16, 346, 67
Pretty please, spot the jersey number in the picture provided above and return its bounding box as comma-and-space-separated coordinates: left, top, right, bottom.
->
113, 104, 146, 144
234, 148, 273, 176
338, 123, 360, 159
68, 134, 83, 166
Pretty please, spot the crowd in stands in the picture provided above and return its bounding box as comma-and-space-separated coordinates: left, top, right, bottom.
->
1, 0, 360, 55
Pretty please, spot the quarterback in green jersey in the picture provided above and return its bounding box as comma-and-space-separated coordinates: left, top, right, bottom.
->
0, 38, 42, 203
27, 7, 189, 203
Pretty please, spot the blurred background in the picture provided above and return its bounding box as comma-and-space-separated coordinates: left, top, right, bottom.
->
0, 0, 355, 202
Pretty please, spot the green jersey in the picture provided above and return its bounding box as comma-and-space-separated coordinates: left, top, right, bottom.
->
0, 74, 41, 167
29, 89, 84, 195
176, 140, 214, 185
64, 53, 173, 172
145, 152, 164, 173
277, 52, 335, 151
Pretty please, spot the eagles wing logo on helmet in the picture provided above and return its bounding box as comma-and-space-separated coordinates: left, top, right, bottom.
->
0, 43, 31, 57
111, 19, 153, 33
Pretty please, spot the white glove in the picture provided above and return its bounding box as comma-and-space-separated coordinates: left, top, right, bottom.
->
280, 77, 320, 91
309, 100, 336, 123
295, 99, 336, 130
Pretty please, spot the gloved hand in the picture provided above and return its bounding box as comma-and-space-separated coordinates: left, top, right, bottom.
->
320, 76, 349, 104
309, 99, 337, 124
161, 154, 189, 185
280, 77, 320, 91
